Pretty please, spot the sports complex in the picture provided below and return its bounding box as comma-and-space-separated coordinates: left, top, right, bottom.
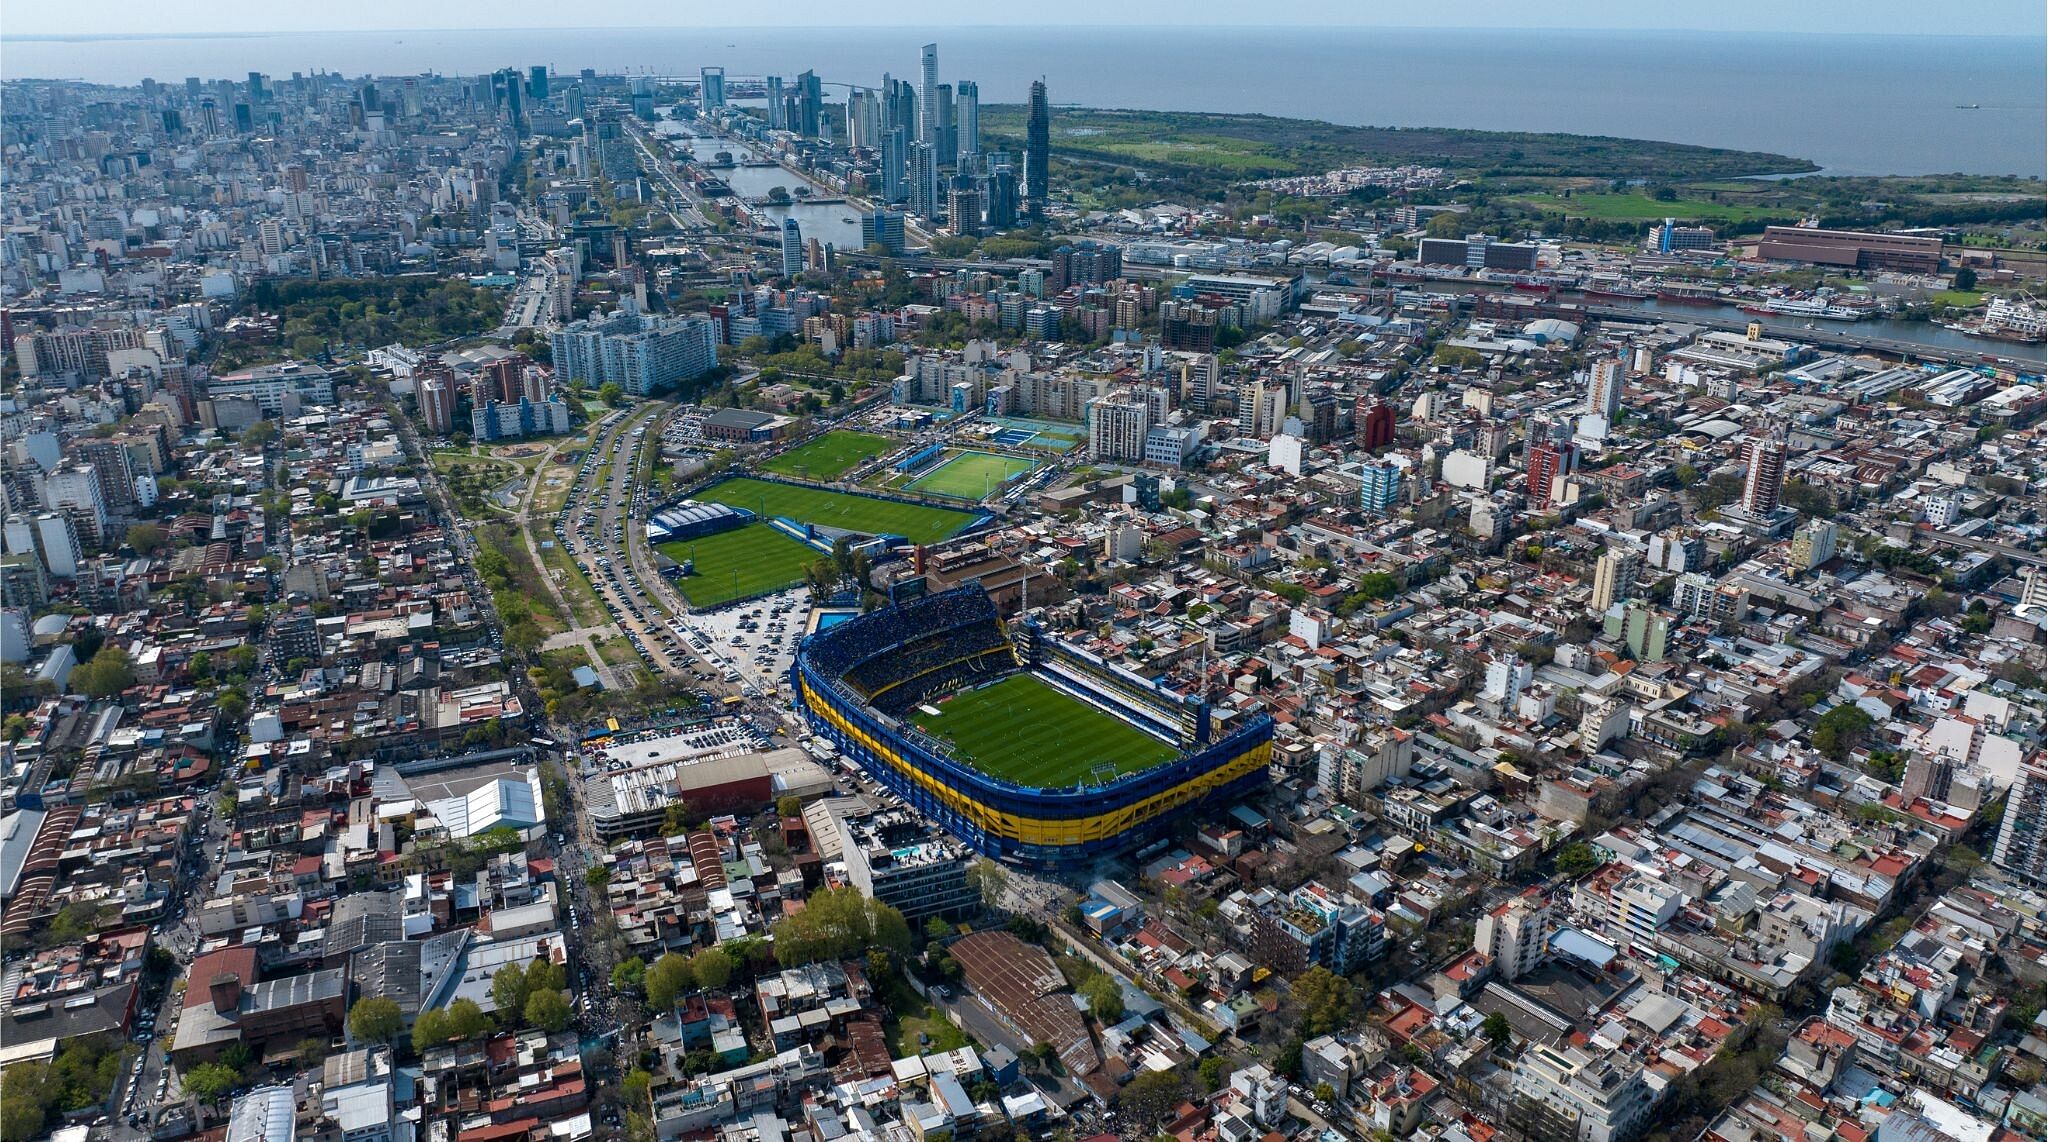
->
648, 477, 986, 608
790, 585, 1274, 867
876, 443, 1040, 501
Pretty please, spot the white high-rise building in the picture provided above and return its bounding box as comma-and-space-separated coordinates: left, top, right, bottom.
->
1788, 519, 1837, 572
1087, 392, 1153, 463
41, 465, 107, 547
779, 218, 804, 278
908, 140, 941, 219
1589, 547, 1643, 614
954, 80, 979, 163
918, 43, 938, 145
1511, 1045, 1657, 1142
1739, 432, 1788, 516
1474, 894, 1549, 981
34, 512, 81, 578
1482, 654, 1531, 708
1585, 358, 1624, 419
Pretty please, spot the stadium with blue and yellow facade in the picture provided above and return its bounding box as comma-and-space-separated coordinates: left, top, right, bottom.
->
790, 585, 1273, 868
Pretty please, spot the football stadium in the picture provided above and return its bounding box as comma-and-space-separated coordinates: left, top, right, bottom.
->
791, 585, 1273, 867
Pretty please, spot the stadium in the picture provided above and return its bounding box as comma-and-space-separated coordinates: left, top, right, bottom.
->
790, 585, 1273, 868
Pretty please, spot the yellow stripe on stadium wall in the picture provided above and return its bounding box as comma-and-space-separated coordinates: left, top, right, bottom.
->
798, 676, 1271, 845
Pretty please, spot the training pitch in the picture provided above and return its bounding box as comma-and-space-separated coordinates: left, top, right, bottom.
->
658, 524, 819, 607
904, 451, 1037, 500
911, 673, 1178, 788
697, 477, 977, 544
758, 431, 894, 481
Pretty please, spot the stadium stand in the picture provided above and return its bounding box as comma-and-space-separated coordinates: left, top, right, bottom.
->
791, 585, 1276, 867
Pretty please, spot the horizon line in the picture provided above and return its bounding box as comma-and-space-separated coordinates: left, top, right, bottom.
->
6, 23, 2042, 42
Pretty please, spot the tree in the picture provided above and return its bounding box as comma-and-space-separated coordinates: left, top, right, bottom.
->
1812, 704, 1874, 761
126, 523, 168, 553
1117, 1068, 1189, 1128
445, 998, 491, 1040
621, 1068, 653, 1110
776, 794, 803, 818
525, 988, 572, 1032
1293, 966, 1355, 1036
586, 866, 612, 890
611, 957, 647, 994
412, 1008, 450, 1052
599, 382, 626, 407
0, 1062, 51, 1142
1952, 267, 1977, 291
492, 963, 535, 1020
1554, 841, 1600, 879
182, 1062, 240, 1101
965, 858, 1009, 912
769, 886, 912, 965
1082, 974, 1125, 1023
1483, 1011, 1513, 1046
645, 951, 694, 1012
689, 948, 733, 991
348, 996, 404, 1043
73, 646, 135, 698
1198, 1055, 1230, 1092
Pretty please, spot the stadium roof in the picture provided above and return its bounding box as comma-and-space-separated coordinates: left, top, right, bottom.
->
651, 502, 752, 531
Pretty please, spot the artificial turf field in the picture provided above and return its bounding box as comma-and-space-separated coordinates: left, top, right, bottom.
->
911, 673, 1178, 788
657, 524, 820, 607
904, 451, 1038, 500
697, 477, 977, 544
758, 431, 894, 481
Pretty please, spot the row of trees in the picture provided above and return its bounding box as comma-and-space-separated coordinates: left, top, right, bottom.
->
343, 957, 575, 1062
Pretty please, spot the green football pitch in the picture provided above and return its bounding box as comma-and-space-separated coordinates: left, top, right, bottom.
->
696, 477, 977, 544
911, 673, 1178, 788
758, 432, 895, 481
657, 524, 820, 607
904, 451, 1037, 500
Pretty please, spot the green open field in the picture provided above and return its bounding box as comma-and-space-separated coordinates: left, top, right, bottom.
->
912, 673, 1177, 789
696, 478, 977, 544
657, 524, 821, 608
1511, 191, 1791, 224
976, 106, 1818, 184
758, 431, 895, 481
904, 451, 1037, 500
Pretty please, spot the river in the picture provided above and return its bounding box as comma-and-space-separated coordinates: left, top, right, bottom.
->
5, 28, 2041, 176
1624, 298, 2045, 360
650, 117, 865, 251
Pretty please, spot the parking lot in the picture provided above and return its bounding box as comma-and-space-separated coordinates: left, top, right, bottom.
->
671, 587, 815, 699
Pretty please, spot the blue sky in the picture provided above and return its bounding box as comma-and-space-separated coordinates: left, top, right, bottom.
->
7, 0, 2044, 37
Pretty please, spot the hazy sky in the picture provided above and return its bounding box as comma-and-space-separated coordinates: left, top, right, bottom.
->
6, 0, 2044, 37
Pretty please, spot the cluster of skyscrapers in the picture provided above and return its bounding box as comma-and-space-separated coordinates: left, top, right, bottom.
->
836, 45, 1049, 233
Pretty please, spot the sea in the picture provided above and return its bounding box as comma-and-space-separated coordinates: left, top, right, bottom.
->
3, 26, 2043, 177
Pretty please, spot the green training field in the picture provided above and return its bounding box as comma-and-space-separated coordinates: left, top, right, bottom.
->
911, 673, 1177, 788
758, 431, 895, 481
657, 524, 820, 607
904, 451, 1037, 501
697, 477, 977, 544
